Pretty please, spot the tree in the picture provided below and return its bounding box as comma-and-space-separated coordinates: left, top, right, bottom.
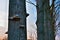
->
8, 0, 27, 40
36, 0, 55, 40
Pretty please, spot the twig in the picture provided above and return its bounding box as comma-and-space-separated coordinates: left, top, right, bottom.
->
26, 0, 37, 6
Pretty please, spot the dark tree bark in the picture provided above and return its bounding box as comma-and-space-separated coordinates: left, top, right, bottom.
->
36, 0, 55, 40
8, 0, 27, 40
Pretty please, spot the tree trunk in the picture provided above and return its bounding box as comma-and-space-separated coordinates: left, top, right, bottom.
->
36, 0, 55, 40
8, 0, 27, 40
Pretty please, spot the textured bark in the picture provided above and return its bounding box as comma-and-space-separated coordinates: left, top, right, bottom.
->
36, 0, 55, 40
8, 0, 27, 40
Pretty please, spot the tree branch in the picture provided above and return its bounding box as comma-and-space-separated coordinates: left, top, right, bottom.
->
26, 0, 37, 6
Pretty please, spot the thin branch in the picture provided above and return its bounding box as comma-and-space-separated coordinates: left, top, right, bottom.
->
26, 0, 37, 7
